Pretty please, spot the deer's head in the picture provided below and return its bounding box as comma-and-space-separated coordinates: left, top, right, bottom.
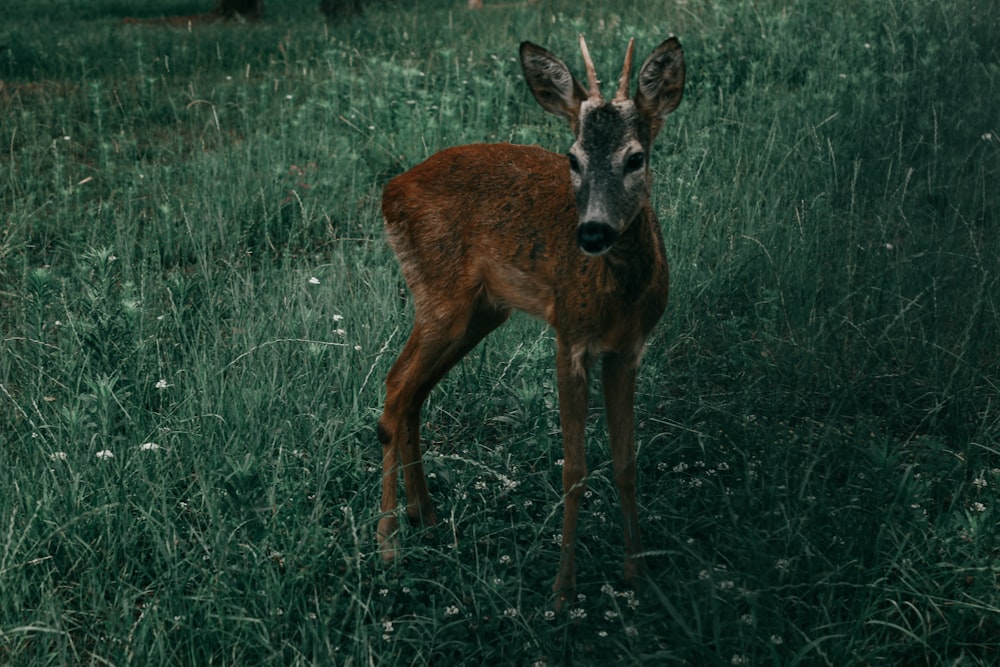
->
520, 36, 685, 256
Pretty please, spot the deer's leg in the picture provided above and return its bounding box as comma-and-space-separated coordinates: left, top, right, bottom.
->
603, 352, 645, 585
377, 299, 509, 561
553, 342, 592, 608
377, 325, 434, 561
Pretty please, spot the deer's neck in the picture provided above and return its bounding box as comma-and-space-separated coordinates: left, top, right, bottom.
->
592, 208, 667, 302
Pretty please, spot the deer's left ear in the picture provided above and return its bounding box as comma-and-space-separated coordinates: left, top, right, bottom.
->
634, 38, 685, 139
520, 41, 589, 131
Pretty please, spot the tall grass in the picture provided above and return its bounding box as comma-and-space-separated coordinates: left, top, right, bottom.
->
2, 0, 998, 664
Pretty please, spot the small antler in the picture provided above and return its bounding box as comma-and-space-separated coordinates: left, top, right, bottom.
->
613, 38, 636, 102
578, 34, 602, 100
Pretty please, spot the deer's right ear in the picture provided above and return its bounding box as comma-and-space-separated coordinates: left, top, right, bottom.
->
634, 37, 685, 140
520, 42, 588, 128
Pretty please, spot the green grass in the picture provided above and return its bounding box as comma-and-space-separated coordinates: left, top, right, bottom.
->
1, 0, 998, 664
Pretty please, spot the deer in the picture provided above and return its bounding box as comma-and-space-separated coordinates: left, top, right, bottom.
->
376, 35, 685, 609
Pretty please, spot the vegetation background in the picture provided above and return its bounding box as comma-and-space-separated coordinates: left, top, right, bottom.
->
1, 0, 997, 664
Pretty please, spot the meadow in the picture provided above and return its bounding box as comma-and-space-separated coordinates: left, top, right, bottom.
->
1, 0, 998, 664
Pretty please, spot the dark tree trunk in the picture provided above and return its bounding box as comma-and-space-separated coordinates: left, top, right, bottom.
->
320, 0, 362, 20
213, 0, 264, 19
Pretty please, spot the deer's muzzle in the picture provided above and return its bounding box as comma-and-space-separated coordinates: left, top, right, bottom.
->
577, 221, 619, 256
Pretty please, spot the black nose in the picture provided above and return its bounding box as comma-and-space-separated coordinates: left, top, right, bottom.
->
577, 221, 619, 255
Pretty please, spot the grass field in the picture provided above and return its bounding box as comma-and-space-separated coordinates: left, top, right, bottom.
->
2, 0, 998, 664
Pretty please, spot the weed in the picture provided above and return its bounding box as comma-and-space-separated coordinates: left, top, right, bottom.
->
1, 0, 998, 664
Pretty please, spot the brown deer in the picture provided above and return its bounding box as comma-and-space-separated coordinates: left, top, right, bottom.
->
377, 35, 684, 608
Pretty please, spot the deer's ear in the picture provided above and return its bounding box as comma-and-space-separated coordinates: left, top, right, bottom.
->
634, 37, 685, 139
520, 42, 589, 129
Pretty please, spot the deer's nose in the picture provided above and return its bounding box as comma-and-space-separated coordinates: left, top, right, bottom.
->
577, 221, 619, 256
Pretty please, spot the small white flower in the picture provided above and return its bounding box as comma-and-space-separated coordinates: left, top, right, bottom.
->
503, 608, 518, 618
971, 502, 987, 513
543, 610, 556, 621
155, 379, 170, 390
308, 276, 321, 285
568, 608, 587, 620
96, 450, 114, 460
332, 314, 344, 322
49, 451, 67, 461
139, 442, 160, 451
499, 554, 512, 565
444, 605, 460, 617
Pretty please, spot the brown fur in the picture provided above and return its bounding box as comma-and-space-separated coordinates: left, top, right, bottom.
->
376, 38, 684, 609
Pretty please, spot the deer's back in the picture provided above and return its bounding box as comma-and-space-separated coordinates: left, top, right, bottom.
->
382, 143, 575, 251
382, 144, 577, 317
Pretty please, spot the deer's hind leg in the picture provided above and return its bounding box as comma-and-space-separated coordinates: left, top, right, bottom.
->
377, 295, 509, 561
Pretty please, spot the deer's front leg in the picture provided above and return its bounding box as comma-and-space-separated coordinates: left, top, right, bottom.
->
553, 343, 591, 609
603, 352, 645, 585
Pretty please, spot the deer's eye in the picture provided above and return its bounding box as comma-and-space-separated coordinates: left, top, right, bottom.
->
567, 153, 581, 173
625, 152, 645, 173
